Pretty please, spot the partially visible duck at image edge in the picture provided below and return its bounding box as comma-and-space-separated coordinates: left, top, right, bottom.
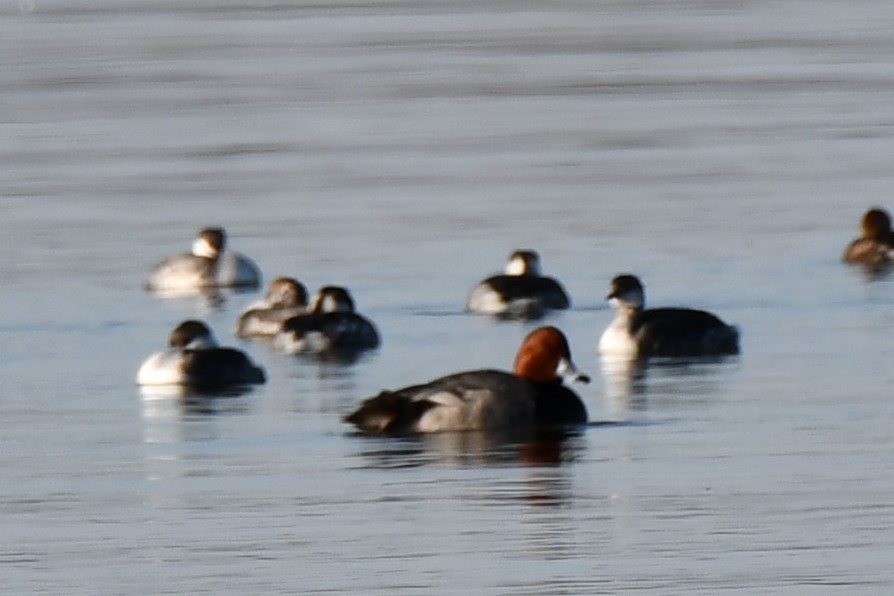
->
273, 286, 380, 354
344, 326, 589, 435
466, 249, 571, 319
843, 207, 894, 266
599, 274, 739, 358
137, 320, 266, 388
236, 277, 309, 338
145, 227, 262, 293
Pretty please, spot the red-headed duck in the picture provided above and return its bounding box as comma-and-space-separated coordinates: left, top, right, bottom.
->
344, 326, 588, 435
137, 320, 265, 387
466, 250, 571, 319
145, 227, 261, 293
599, 274, 739, 358
236, 277, 309, 338
843, 207, 894, 266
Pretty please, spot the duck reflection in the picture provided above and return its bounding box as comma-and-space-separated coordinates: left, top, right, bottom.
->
146, 285, 224, 307
599, 352, 741, 418
599, 354, 649, 417
348, 427, 586, 469
141, 387, 256, 417
517, 465, 575, 509
853, 261, 893, 282
146, 285, 262, 313
139, 388, 254, 484
139, 387, 253, 440
301, 347, 377, 366
139, 383, 257, 402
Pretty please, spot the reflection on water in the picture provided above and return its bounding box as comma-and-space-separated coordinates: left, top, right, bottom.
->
599, 355, 649, 418
140, 390, 254, 449
146, 285, 263, 315
140, 390, 259, 488
146, 287, 227, 310
600, 353, 741, 420
140, 391, 252, 443
849, 261, 894, 283
348, 428, 587, 469
290, 347, 379, 367
139, 384, 258, 403
515, 466, 574, 511
645, 355, 741, 404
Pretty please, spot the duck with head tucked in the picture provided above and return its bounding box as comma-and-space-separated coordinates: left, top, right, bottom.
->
466, 249, 571, 319
344, 326, 588, 435
599, 274, 739, 359
273, 286, 380, 354
145, 227, 262, 293
137, 320, 266, 388
236, 277, 309, 338
843, 207, 894, 266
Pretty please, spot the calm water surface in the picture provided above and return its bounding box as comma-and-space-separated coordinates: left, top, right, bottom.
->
3, 0, 894, 593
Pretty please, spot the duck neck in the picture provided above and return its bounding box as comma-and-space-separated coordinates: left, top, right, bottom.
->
614, 303, 641, 328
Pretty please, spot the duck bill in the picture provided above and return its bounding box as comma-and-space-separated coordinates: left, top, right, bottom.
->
556, 357, 590, 384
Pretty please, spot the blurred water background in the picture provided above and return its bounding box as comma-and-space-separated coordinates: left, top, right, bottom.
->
3, 0, 894, 593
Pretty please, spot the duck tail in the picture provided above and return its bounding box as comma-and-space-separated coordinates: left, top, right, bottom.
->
344, 391, 434, 435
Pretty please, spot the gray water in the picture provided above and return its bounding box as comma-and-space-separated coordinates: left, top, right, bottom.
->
4, 0, 894, 593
